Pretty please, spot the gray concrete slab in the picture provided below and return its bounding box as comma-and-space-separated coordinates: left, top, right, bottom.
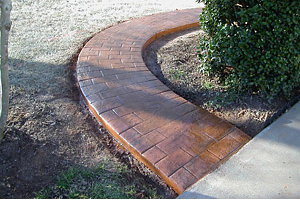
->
178, 101, 300, 199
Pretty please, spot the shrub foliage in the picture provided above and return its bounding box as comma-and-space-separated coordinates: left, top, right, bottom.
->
197, 0, 300, 96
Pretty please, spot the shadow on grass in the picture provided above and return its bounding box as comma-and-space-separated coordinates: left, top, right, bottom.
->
1, 58, 168, 199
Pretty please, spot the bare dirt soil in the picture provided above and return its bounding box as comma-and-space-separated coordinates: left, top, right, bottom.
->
0, 57, 175, 198
144, 28, 300, 137
2, 1, 297, 198
1, 1, 201, 198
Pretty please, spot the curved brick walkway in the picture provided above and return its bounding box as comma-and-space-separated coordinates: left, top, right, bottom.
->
76, 8, 251, 194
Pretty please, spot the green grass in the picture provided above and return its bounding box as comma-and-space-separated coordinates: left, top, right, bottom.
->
35, 162, 162, 199
202, 87, 242, 110
168, 69, 187, 79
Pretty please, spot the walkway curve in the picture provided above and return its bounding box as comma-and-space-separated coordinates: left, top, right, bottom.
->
76, 8, 251, 194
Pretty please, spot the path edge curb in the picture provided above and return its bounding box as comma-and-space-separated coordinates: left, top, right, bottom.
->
76, 8, 250, 195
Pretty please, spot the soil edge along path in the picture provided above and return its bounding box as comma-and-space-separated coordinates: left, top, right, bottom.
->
144, 28, 300, 137
77, 8, 250, 194
1, 0, 201, 198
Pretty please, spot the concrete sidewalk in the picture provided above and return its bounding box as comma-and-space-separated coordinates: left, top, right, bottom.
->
179, 101, 300, 199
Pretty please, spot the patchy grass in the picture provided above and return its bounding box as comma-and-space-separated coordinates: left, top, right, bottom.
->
2, 0, 199, 198
202, 88, 242, 111
35, 161, 162, 199
168, 68, 187, 79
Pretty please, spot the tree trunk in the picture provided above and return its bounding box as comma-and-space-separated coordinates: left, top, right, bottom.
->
0, 0, 12, 142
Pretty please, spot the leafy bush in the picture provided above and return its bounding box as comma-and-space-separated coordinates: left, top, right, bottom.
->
197, 0, 300, 96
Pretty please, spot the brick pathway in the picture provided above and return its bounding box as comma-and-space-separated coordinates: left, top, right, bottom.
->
76, 8, 251, 194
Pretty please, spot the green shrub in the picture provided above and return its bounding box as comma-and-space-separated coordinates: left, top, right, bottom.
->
197, 0, 300, 96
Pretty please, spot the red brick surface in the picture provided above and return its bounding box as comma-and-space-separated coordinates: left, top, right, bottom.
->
77, 8, 251, 194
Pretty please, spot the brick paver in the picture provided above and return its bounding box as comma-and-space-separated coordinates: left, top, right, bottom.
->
76, 8, 251, 194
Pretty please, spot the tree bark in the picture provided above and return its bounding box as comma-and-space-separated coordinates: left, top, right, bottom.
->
0, 0, 12, 142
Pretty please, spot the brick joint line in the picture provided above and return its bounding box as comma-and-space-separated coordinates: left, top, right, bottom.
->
76, 8, 251, 194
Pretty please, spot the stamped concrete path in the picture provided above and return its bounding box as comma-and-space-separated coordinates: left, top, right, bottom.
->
76, 8, 250, 194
